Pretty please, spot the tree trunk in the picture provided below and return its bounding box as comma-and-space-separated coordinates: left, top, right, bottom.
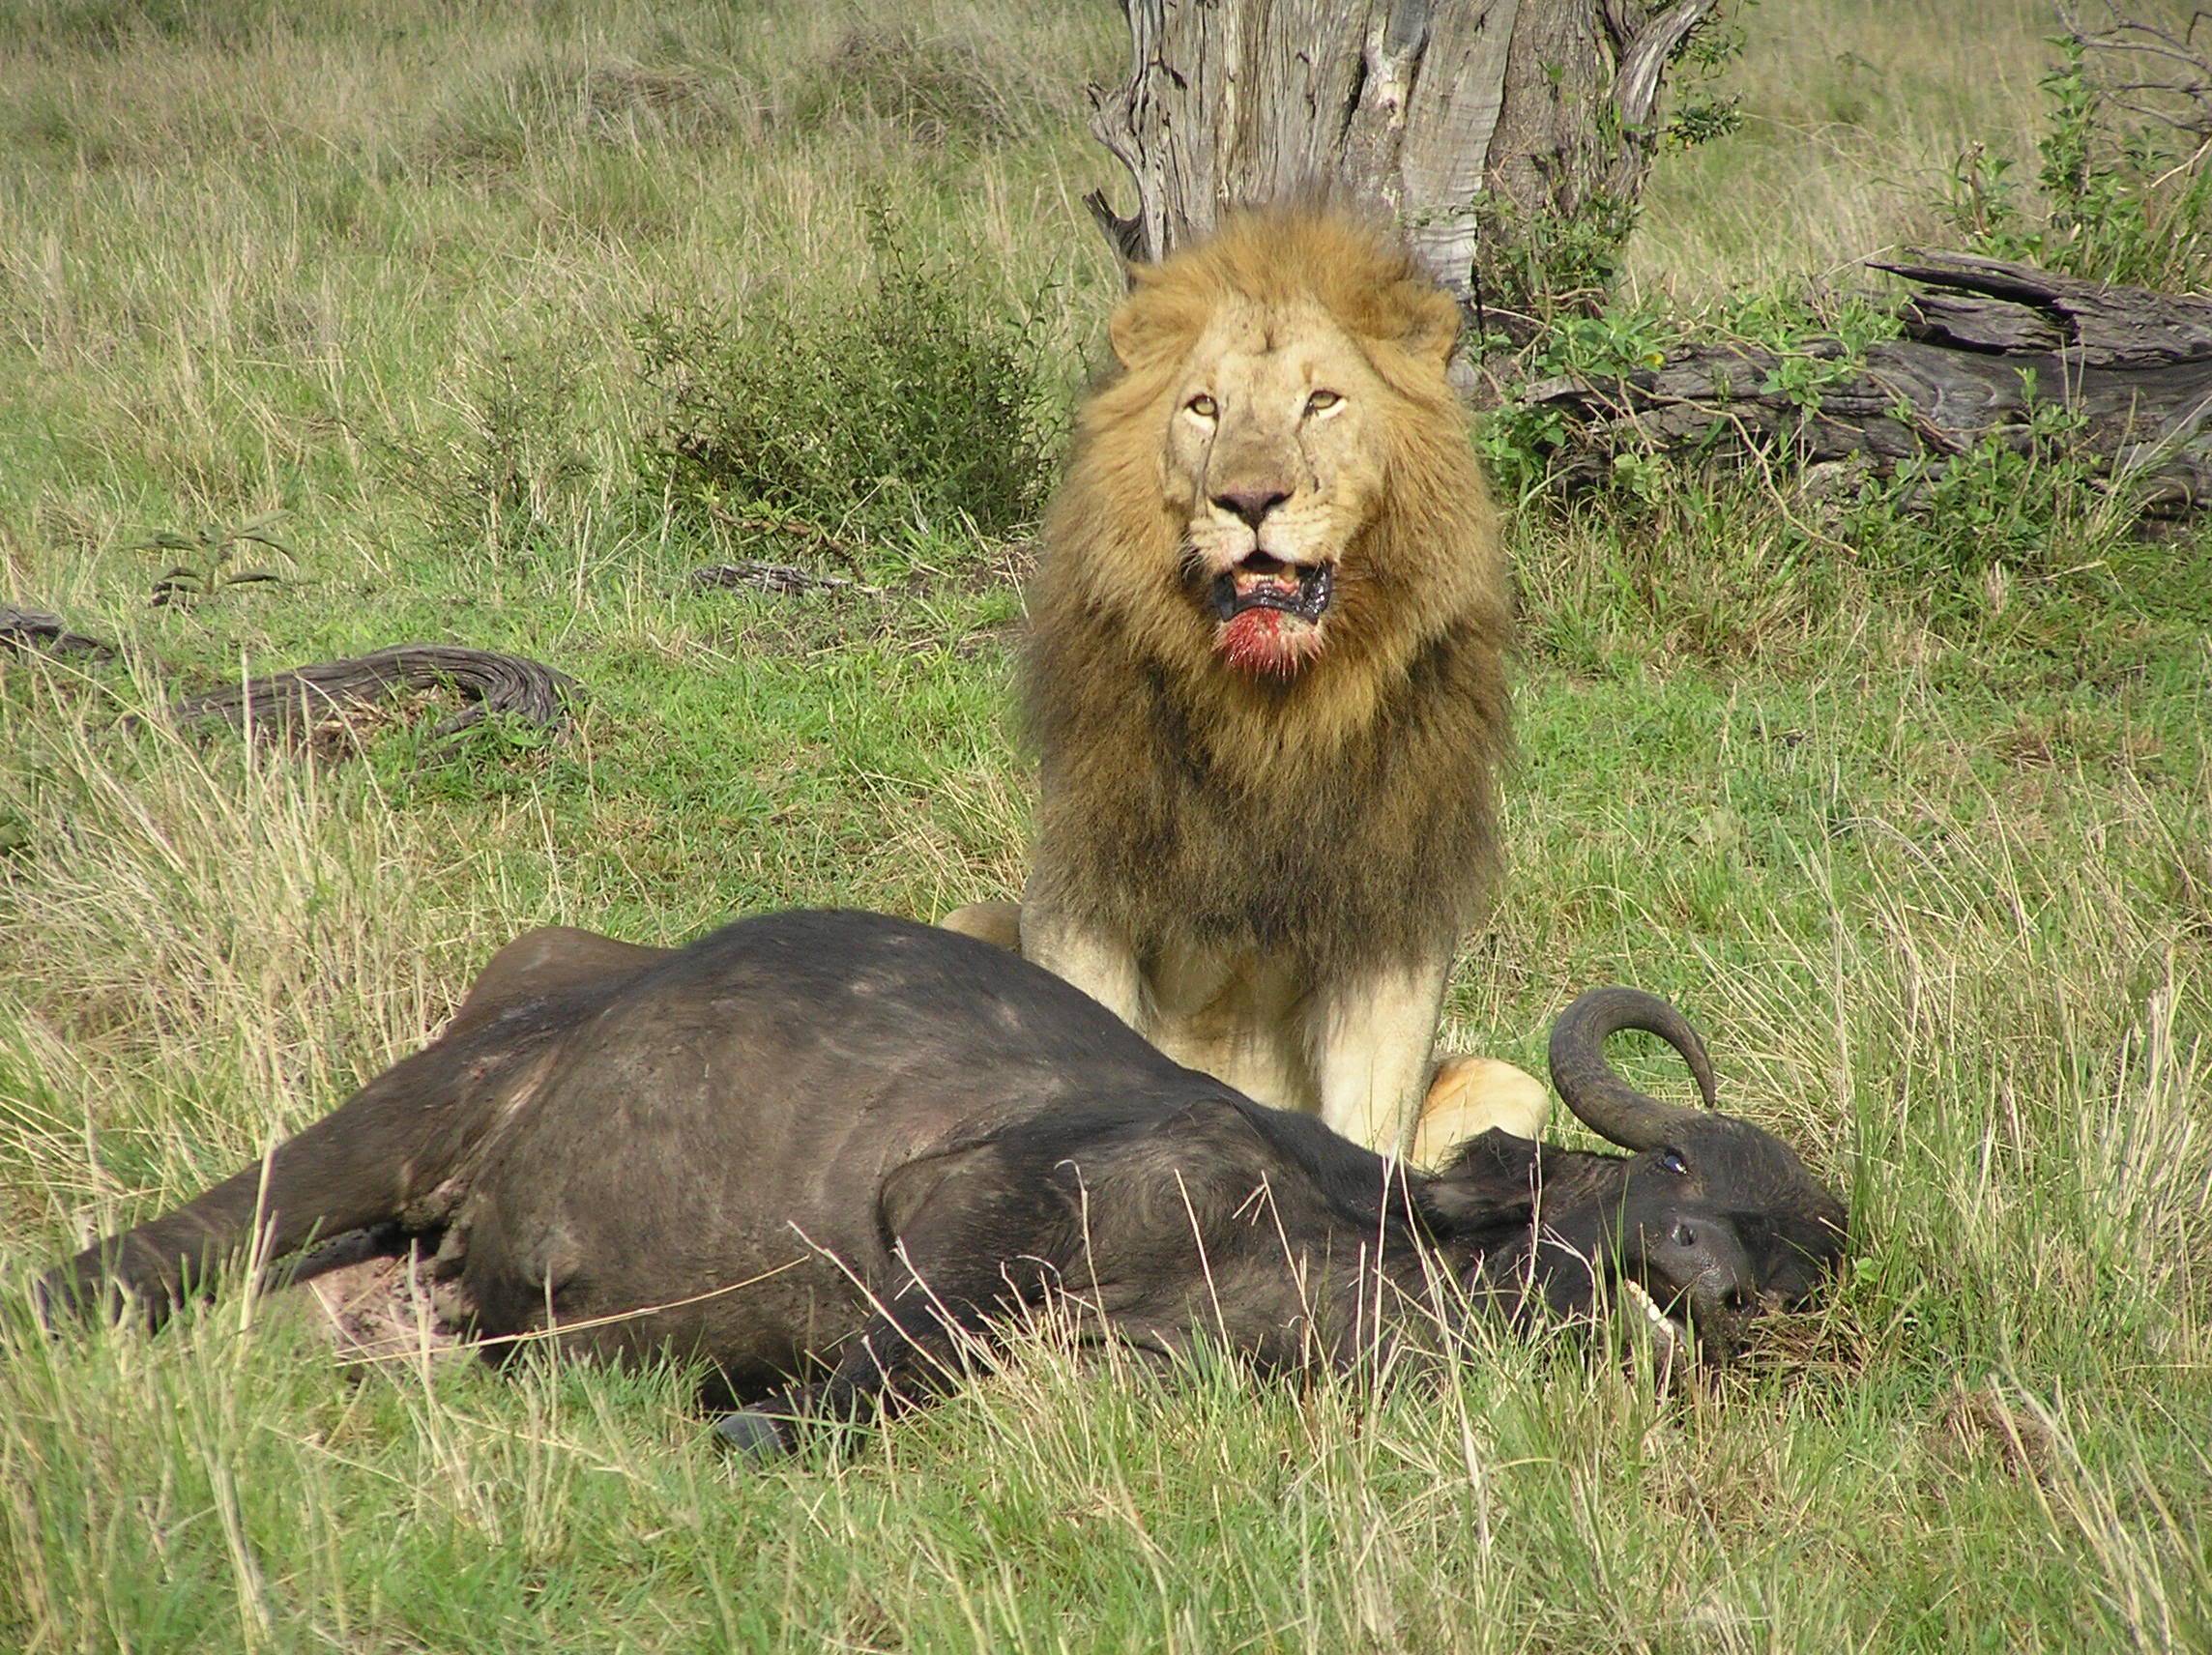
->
1085, 0, 1720, 316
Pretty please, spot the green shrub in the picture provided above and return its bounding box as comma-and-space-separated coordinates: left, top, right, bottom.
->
632, 210, 1062, 555
1832, 390, 2129, 591
1939, 37, 2210, 291
406, 336, 607, 564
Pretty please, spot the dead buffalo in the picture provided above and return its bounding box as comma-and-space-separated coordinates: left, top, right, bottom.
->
40, 910, 1846, 1453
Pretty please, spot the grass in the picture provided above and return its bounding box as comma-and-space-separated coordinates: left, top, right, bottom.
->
2, 0, 2210, 1648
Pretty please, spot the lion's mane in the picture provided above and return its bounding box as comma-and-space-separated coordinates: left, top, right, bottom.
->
1022, 209, 1513, 980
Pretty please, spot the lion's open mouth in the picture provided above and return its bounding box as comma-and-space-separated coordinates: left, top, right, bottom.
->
1208, 553, 1334, 624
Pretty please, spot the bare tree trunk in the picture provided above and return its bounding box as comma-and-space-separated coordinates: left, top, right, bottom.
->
1086, 0, 1720, 314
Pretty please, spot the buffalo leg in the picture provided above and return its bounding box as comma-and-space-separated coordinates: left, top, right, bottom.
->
41, 1034, 529, 1326
39, 927, 659, 1327
713, 1287, 994, 1459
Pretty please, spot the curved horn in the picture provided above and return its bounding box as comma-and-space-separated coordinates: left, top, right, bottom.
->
1547, 987, 1719, 1152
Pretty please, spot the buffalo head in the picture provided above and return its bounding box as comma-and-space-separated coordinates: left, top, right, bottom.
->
1433, 987, 1848, 1366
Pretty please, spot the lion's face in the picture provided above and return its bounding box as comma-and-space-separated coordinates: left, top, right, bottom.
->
1157, 299, 1390, 677
1033, 210, 1499, 760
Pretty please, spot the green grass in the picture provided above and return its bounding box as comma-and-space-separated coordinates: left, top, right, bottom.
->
3, 1, 2211, 1649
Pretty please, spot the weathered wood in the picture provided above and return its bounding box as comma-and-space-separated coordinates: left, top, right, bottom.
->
1522, 251, 2212, 513
0, 606, 117, 661
1085, 0, 1720, 306
162, 646, 575, 740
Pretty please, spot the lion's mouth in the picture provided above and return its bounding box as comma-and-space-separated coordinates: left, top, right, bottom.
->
1208, 553, 1334, 624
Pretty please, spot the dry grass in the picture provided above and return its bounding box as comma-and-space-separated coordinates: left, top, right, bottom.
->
1629, 0, 2206, 294
1, 1, 2208, 1648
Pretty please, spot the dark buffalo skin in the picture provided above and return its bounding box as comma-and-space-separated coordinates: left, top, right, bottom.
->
40, 911, 1847, 1451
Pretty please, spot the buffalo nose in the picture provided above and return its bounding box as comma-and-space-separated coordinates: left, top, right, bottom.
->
1212, 486, 1291, 529
1654, 1217, 1755, 1322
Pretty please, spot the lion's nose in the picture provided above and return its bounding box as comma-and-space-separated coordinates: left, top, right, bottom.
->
1212, 486, 1291, 529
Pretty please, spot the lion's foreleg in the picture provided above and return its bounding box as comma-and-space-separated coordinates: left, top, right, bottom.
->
937, 900, 1024, 953
1015, 897, 1146, 1031
1305, 954, 1453, 1157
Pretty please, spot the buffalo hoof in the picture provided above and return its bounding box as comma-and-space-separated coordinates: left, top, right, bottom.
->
712, 1408, 797, 1461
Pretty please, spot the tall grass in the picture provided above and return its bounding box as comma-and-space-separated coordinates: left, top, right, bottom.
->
3, 1, 2209, 1648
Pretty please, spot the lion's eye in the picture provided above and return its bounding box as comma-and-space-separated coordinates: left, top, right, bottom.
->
1185, 394, 1218, 420
1305, 390, 1342, 416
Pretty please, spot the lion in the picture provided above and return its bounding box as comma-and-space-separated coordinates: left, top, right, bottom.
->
948, 207, 1526, 1161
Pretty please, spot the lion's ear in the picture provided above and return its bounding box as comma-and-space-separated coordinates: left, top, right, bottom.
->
1107, 301, 1153, 370
1399, 285, 1461, 370
1107, 266, 1197, 370
1108, 288, 1175, 370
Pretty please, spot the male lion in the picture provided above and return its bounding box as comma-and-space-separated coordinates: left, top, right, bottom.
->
952, 208, 1515, 1159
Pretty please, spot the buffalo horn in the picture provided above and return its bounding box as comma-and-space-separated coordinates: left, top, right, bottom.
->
1548, 986, 1719, 1152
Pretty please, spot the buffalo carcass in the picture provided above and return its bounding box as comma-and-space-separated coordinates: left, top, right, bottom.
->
41, 911, 1847, 1452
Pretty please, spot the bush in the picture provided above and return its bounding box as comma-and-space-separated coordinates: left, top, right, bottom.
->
1940, 37, 2210, 291
1833, 393, 2116, 587
632, 210, 1062, 554
404, 335, 608, 564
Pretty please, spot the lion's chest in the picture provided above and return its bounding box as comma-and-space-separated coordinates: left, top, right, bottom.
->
1140, 943, 1321, 1116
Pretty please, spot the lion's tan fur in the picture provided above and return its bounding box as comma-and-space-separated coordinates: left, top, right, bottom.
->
1014, 208, 1513, 1153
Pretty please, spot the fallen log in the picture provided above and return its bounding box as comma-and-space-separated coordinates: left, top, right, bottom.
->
1522, 251, 2212, 514
4, 608, 574, 745
160, 645, 575, 741
0, 606, 119, 661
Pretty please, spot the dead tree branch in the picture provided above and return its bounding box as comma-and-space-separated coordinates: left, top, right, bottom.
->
1523, 251, 2212, 513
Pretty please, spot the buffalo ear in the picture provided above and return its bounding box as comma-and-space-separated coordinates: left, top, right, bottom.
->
878, 1134, 1008, 1245
1418, 1129, 1539, 1233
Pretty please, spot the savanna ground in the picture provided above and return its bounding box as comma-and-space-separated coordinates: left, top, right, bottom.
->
2, 0, 2209, 1648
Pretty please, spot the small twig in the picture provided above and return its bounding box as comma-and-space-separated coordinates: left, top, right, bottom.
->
2064, 1, 2212, 140
2147, 131, 2212, 191
701, 502, 867, 575
688, 562, 879, 597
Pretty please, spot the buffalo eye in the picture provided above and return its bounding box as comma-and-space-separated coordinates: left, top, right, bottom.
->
1185, 393, 1218, 420
1656, 1148, 1690, 1176
1304, 390, 1342, 416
